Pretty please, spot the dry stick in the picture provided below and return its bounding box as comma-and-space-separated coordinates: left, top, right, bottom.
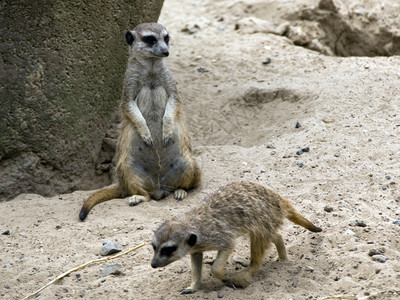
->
22, 242, 150, 300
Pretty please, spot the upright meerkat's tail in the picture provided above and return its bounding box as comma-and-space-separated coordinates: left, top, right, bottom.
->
79, 186, 122, 221
280, 196, 322, 232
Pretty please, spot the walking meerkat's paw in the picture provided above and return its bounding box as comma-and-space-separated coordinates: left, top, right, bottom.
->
227, 271, 253, 289
129, 195, 149, 206
174, 189, 187, 201
180, 286, 197, 295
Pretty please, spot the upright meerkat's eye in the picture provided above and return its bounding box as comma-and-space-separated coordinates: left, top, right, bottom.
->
160, 245, 177, 256
142, 35, 157, 45
164, 35, 170, 45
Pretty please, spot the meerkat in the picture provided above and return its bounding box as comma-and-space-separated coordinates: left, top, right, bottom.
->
151, 181, 322, 294
79, 23, 200, 221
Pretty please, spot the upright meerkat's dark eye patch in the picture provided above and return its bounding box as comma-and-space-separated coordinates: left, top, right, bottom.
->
164, 35, 170, 45
160, 245, 177, 256
142, 35, 157, 45
152, 243, 157, 251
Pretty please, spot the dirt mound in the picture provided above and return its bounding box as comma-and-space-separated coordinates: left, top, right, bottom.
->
285, 0, 400, 56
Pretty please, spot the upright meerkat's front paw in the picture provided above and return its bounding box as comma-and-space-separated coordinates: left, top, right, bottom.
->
162, 126, 174, 146
141, 134, 154, 147
174, 189, 187, 201
129, 195, 149, 206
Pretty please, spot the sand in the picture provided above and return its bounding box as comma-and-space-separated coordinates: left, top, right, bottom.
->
1, 0, 399, 299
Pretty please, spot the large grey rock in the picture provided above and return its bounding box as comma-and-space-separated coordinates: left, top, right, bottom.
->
0, 0, 164, 200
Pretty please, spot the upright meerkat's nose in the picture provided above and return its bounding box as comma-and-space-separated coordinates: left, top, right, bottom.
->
163, 50, 169, 57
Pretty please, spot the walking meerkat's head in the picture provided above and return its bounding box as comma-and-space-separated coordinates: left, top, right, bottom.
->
125, 22, 170, 59
151, 220, 198, 268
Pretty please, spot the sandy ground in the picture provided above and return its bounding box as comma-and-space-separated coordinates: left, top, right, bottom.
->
1, 0, 400, 299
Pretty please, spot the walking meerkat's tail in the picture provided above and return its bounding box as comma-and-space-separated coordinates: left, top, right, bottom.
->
280, 195, 322, 232
79, 186, 122, 221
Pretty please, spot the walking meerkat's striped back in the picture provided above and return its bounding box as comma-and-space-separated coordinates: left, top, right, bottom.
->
79, 23, 200, 221
151, 181, 322, 294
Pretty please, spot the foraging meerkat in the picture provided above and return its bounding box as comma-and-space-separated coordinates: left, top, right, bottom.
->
151, 181, 322, 294
79, 23, 200, 221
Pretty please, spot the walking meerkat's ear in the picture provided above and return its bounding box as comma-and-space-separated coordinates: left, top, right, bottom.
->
187, 233, 197, 247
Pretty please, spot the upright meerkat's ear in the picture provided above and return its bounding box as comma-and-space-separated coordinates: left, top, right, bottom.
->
125, 30, 135, 45
187, 233, 197, 247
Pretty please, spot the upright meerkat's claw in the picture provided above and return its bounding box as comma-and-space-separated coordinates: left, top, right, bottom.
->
142, 136, 154, 148
174, 189, 187, 201
163, 134, 173, 147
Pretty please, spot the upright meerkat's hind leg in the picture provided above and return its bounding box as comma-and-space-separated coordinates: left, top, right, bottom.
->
174, 189, 187, 200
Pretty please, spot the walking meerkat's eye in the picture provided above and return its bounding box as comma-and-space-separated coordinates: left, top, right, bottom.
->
142, 35, 157, 45
160, 245, 177, 256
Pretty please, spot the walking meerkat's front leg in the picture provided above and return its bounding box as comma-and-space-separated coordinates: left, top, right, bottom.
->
181, 252, 203, 294
211, 248, 233, 283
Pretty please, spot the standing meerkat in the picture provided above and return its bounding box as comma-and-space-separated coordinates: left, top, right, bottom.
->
151, 181, 322, 294
79, 23, 201, 221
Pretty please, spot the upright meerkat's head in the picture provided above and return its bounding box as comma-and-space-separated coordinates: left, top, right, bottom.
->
125, 22, 170, 59
151, 220, 197, 268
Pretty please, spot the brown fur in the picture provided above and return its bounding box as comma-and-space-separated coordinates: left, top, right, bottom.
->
79, 23, 200, 221
151, 181, 321, 294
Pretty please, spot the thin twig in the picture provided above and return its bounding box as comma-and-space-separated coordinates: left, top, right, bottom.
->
22, 242, 150, 300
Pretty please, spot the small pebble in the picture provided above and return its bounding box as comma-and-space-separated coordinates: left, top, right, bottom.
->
101, 242, 122, 256
334, 152, 340, 157
2, 230, 10, 235
344, 229, 355, 235
295, 121, 301, 128
324, 206, 334, 212
55, 225, 62, 230
372, 255, 388, 263
296, 149, 303, 155
301, 147, 310, 152
350, 220, 367, 227
262, 58, 271, 65
368, 249, 382, 257
101, 264, 122, 276
260, 169, 266, 173
76, 274, 82, 281
217, 291, 224, 298
197, 67, 209, 73
266, 143, 276, 149
297, 162, 303, 167
385, 175, 391, 180
305, 266, 314, 272
393, 220, 400, 226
